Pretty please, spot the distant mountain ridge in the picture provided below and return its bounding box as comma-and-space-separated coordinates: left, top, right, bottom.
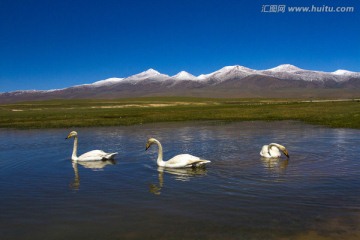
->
1, 64, 360, 103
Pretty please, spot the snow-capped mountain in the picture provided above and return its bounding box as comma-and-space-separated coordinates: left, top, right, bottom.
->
198, 65, 256, 83
1, 64, 359, 103
87, 77, 125, 86
259, 64, 355, 82
332, 69, 360, 78
123, 68, 169, 83
172, 71, 198, 81
265, 64, 303, 72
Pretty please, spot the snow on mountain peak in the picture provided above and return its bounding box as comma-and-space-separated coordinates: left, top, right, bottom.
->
91, 77, 125, 86
267, 64, 303, 72
219, 65, 254, 73
134, 68, 161, 77
333, 69, 354, 75
197, 74, 207, 80
172, 71, 198, 80
233, 65, 254, 72
144, 68, 160, 75
201, 65, 255, 82
196, 65, 254, 81
125, 68, 169, 82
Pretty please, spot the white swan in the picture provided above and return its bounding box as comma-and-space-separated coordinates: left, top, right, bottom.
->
145, 138, 211, 168
260, 143, 289, 158
66, 131, 117, 162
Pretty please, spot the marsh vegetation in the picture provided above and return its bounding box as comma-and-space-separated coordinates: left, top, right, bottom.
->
0, 97, 359, 129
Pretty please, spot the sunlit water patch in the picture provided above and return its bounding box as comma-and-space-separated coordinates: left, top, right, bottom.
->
0, 121, 359, 240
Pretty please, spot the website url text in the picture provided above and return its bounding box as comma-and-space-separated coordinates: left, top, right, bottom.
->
261, 5, 355, 13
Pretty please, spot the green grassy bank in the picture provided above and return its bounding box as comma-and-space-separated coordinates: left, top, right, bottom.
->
0, 97, 359, 129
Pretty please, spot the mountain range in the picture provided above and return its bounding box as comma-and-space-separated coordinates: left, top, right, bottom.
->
1, 64, 360, 103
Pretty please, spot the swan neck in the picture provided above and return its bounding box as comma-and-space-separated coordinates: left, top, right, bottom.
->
154, 140, 165, 166
72, 136, 78, 161
268, 143, 281, 157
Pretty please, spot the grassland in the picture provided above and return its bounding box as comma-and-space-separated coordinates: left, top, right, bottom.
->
0, 97, 359, 129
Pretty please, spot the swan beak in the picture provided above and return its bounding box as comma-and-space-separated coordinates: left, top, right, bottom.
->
283, 150, 290, 158
145, 142, 151, 151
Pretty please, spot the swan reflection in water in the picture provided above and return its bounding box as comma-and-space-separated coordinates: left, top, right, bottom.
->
70, 159, 116, 190
149, 166, 208, 195
260, 157, 289, 174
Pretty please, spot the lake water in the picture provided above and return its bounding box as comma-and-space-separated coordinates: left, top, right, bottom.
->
0, 121, 359, 240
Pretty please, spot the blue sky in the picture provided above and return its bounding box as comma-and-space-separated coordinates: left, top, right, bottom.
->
0, 0, 359, 92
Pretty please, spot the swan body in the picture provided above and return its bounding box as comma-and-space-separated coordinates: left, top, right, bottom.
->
260, 143, 289, 158
145, 138, 210, 168
66, 131, 117, 162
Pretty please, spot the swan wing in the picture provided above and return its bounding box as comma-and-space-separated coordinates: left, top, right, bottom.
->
269, 147, 281, 158
260, 145, 281, 158
78, 150, 117, 161
260, 145, 271, 157
165, 154, 210, 168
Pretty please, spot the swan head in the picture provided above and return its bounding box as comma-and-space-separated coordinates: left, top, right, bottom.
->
145, 138, 157, 150
66, 131, 78, 139
281, 148, 289, 158
276, 144, 289, 158
269, 143, 289, 158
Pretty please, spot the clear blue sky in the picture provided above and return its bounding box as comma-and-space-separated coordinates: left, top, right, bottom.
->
1, 0, 359, 92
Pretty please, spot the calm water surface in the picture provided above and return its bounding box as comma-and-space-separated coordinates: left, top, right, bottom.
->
0, 121, 359, 240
